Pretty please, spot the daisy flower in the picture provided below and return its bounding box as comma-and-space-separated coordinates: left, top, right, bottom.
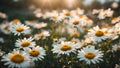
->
78, 15, 93, 27
112, 44, 120, 52
70, 38, 82, 49
1, 49, 30, 68
25, 20, 37, 27
33, 9, 43, 18
81, 37, 93, 47
25, 46, 46, 61
92, 9, 102, 15
53, 37, 67, 45
49, 10, 59, 20
67, 27, 80, 37
111, 17, 120, 24
77, 46, 103, 65
107, 27, 118, 40
33, 22, 47, 29
10, 23, 30, 36
43, 11, 52, 19
83, 16, 93, 27
34, 30, 50, 40
60, 10, 71, 19
34, 12, 43, 18
98, 8, 114, 19
88, 26, 111, 43
10, 19, 21, 25
68, 16, 81, 27
0, 12, 7, 18
71, 8, 84, 16
0, 22, 11, 34
15, 37, 35, 49
52, 41, 77, 56
50, 13, 64, 23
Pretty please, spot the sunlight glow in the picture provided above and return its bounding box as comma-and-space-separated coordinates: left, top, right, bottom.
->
64, 0, 80, 8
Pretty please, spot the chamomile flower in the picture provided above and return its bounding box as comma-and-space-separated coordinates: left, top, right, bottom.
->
70, 38, 82, 49
71, 8, 84, 16
68, 16, 81, 27
1, 49, 30, 68
78, 15, 93, 27
52, 41, 77, 56
53, 37, 67, 45
0, 12, 7, 18
25, 46, 46, 61
50, 12, 64, 23
111, 17, 120, 24
33, 9, 43, 18
43, 11, 52, 19
0, 22, 11, 34
81, 37, 93, 47
10, 19, 21, 25
60, 10, 71, 19
49, 10, 59, 21
10, 23, 30, 36
77, 46, 103, 65
98, 8, 114, 19
33, 22, 47, 29
112, 44, 120, 52
34, 30, 50, 40
107, 27, 118, 40
25, 20, 37, 27
88, 26, 110, 43
15, 37, 35, 49
67, 27, 80, 37
92, 9, 102, 15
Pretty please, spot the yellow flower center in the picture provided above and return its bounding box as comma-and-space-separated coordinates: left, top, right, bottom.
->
52, 16, 57, 19
29, 50, 40, 57
112, 17, 118, 21
16, 27, 24, 32
12, 19, 20, 24
61, 44, 72, 51
73, 32, 79, 37
73, 21, 79, 25
38, 33, 44, 38
79, 15, 83, 19
21, 41, 30, 47
10, 53, 24, 63
86, 17, 91, 21
103, 13, 107, 16
81, 42, 87, 47
95, 30, 104, 37
64, 12, 70, 16
85, 52, 96, 59
71, 39, 77, 43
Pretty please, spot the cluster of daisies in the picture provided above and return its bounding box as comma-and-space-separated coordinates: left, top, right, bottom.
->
0, 7, 120, 68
